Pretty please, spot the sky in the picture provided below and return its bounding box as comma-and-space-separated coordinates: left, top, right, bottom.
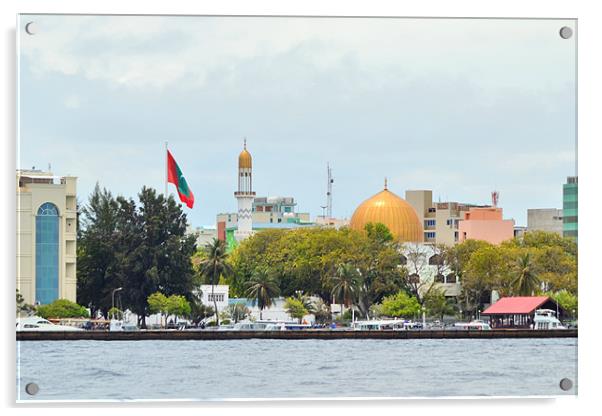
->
18, 15, 576, 227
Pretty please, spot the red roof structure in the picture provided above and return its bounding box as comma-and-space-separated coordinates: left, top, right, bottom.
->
482, 296, 551, 315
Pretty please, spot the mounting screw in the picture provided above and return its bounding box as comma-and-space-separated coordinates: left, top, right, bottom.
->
559, 26, 573, 39
559, 378, 573, 391
25, 382, 39, 395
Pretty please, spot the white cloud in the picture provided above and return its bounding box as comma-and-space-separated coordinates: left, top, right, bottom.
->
19, 15, 575, 91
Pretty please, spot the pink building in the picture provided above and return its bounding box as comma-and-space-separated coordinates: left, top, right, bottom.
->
458, 207, 514, 245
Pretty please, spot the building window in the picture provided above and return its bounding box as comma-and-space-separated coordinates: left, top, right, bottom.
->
208, 293, 225, 302
429, 254, 443, 265
425, 231, 436, 239
435, 273, 445, 283
36, 202, 59, 305
425, 219, 436, 227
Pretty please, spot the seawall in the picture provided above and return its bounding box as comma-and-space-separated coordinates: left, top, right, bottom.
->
16, 329, 577, 341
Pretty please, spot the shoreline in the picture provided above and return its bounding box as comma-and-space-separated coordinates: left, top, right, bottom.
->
16, 328, 577, 341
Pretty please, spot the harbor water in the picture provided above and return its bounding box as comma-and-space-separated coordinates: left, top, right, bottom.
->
16, 338, 577, 400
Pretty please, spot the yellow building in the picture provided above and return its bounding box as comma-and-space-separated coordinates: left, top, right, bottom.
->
350, 179, 423, 243
17, 170, 78, 305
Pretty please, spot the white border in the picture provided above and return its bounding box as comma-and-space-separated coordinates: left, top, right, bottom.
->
3, 0, 601, 415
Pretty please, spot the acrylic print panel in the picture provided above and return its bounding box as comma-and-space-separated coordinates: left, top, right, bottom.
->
16, 14, 577, 401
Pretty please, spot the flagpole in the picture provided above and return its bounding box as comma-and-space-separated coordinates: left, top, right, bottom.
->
165, 141, 168, 198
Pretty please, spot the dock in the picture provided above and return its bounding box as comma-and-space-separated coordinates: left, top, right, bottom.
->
16, 329, 577, 341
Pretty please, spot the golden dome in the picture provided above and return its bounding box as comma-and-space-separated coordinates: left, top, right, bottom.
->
350, 180, 423, 243
238, 140, 252, 169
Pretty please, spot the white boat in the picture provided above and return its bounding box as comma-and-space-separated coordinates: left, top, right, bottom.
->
16, 316, 84, 332
234, 321, 286, 331
533, 309, 566, 330
453, 320, 492, 330
352, 319, 416, 331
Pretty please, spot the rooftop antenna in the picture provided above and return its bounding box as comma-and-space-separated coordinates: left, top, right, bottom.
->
491, 190, 499, 207
320, 205, 327, 219
326, 163, 333, 219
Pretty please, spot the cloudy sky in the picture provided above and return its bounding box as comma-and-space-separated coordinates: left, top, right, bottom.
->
18, 15, 576, 227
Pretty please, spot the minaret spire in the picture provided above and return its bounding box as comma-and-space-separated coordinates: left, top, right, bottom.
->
243, 137, 247, 149
384, 177, 388, 190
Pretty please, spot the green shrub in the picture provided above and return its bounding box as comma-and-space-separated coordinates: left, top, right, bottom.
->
36, 299, 90, 319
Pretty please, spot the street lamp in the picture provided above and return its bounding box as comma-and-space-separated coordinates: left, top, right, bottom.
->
111, 287, 123, 319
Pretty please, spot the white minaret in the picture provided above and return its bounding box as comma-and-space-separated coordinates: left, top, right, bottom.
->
234, 139, 255, 241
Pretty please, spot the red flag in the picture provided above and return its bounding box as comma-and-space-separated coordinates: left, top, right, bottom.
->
167, 150, 194, 208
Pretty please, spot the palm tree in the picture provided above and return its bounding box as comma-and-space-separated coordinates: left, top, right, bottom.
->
331, 263, 362, 319
245, 271, 280, 320
199, 238, 232, 326
512, 252, 539, 296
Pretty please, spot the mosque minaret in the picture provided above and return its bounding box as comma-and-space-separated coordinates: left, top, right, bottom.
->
234, 139, 255, 241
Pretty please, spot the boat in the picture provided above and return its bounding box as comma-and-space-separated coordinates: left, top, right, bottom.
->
352, 319, 417, 331
453, 320, 492, 330
533, 309, 566, 330
230, 321, 284, 331
16, 316, 84, 331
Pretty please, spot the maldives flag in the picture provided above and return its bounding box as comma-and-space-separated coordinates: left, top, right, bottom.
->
167, 150, 194, 208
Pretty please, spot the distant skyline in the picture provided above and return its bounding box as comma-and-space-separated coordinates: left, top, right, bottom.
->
19, 15, 576, 227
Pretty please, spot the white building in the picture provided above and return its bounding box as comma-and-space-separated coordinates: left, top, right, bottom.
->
199, 284, 230, 312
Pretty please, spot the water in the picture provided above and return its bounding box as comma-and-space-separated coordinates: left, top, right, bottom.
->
16, 338, 577, 401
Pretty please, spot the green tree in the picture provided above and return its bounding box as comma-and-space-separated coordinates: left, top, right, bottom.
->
107, 307, 123, 320
167, 295, 192, 322
147, 292, 169, 327
331, 263, 362, 317
311, 298, 332, 324
424, 286, 456, 320
16, 289, 34, 316
36, 299, 90, 319
460, 244, 510, 314
284, 297, 308, 322
188, 301, 215, 326
512, 251, 540, 296
364, 222, 394, 244
116, 187, 197, 328
245, 270, 281, 320
379, 291, 421, 318
199, 238, 232, 326
77, 184, 121, 318
547, 290, 578, 318
225, 302, 251, 323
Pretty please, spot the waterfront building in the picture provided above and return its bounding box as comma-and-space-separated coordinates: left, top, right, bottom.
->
513, 226, 528, 239
314, 216, 349, 229
527, 208, 563, 236
217, 196, 311, 237
457, 207, 515, 245
482, 296, 566, 327
199, 284, 230, 312
187, 225, 218, 248
16, 169, 78, 305
405, 190, 483, 245
229, 297, 314, 323
350, 179, 423, 243
563, 176, 578, 239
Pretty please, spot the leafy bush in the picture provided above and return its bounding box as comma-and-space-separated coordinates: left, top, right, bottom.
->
36, 299, 90, 319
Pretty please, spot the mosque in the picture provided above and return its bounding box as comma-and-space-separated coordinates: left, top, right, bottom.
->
349, 178, 424, 243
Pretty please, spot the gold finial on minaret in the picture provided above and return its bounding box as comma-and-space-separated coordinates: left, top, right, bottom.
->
384, 177, 388, 190
243, 137, 247, 149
